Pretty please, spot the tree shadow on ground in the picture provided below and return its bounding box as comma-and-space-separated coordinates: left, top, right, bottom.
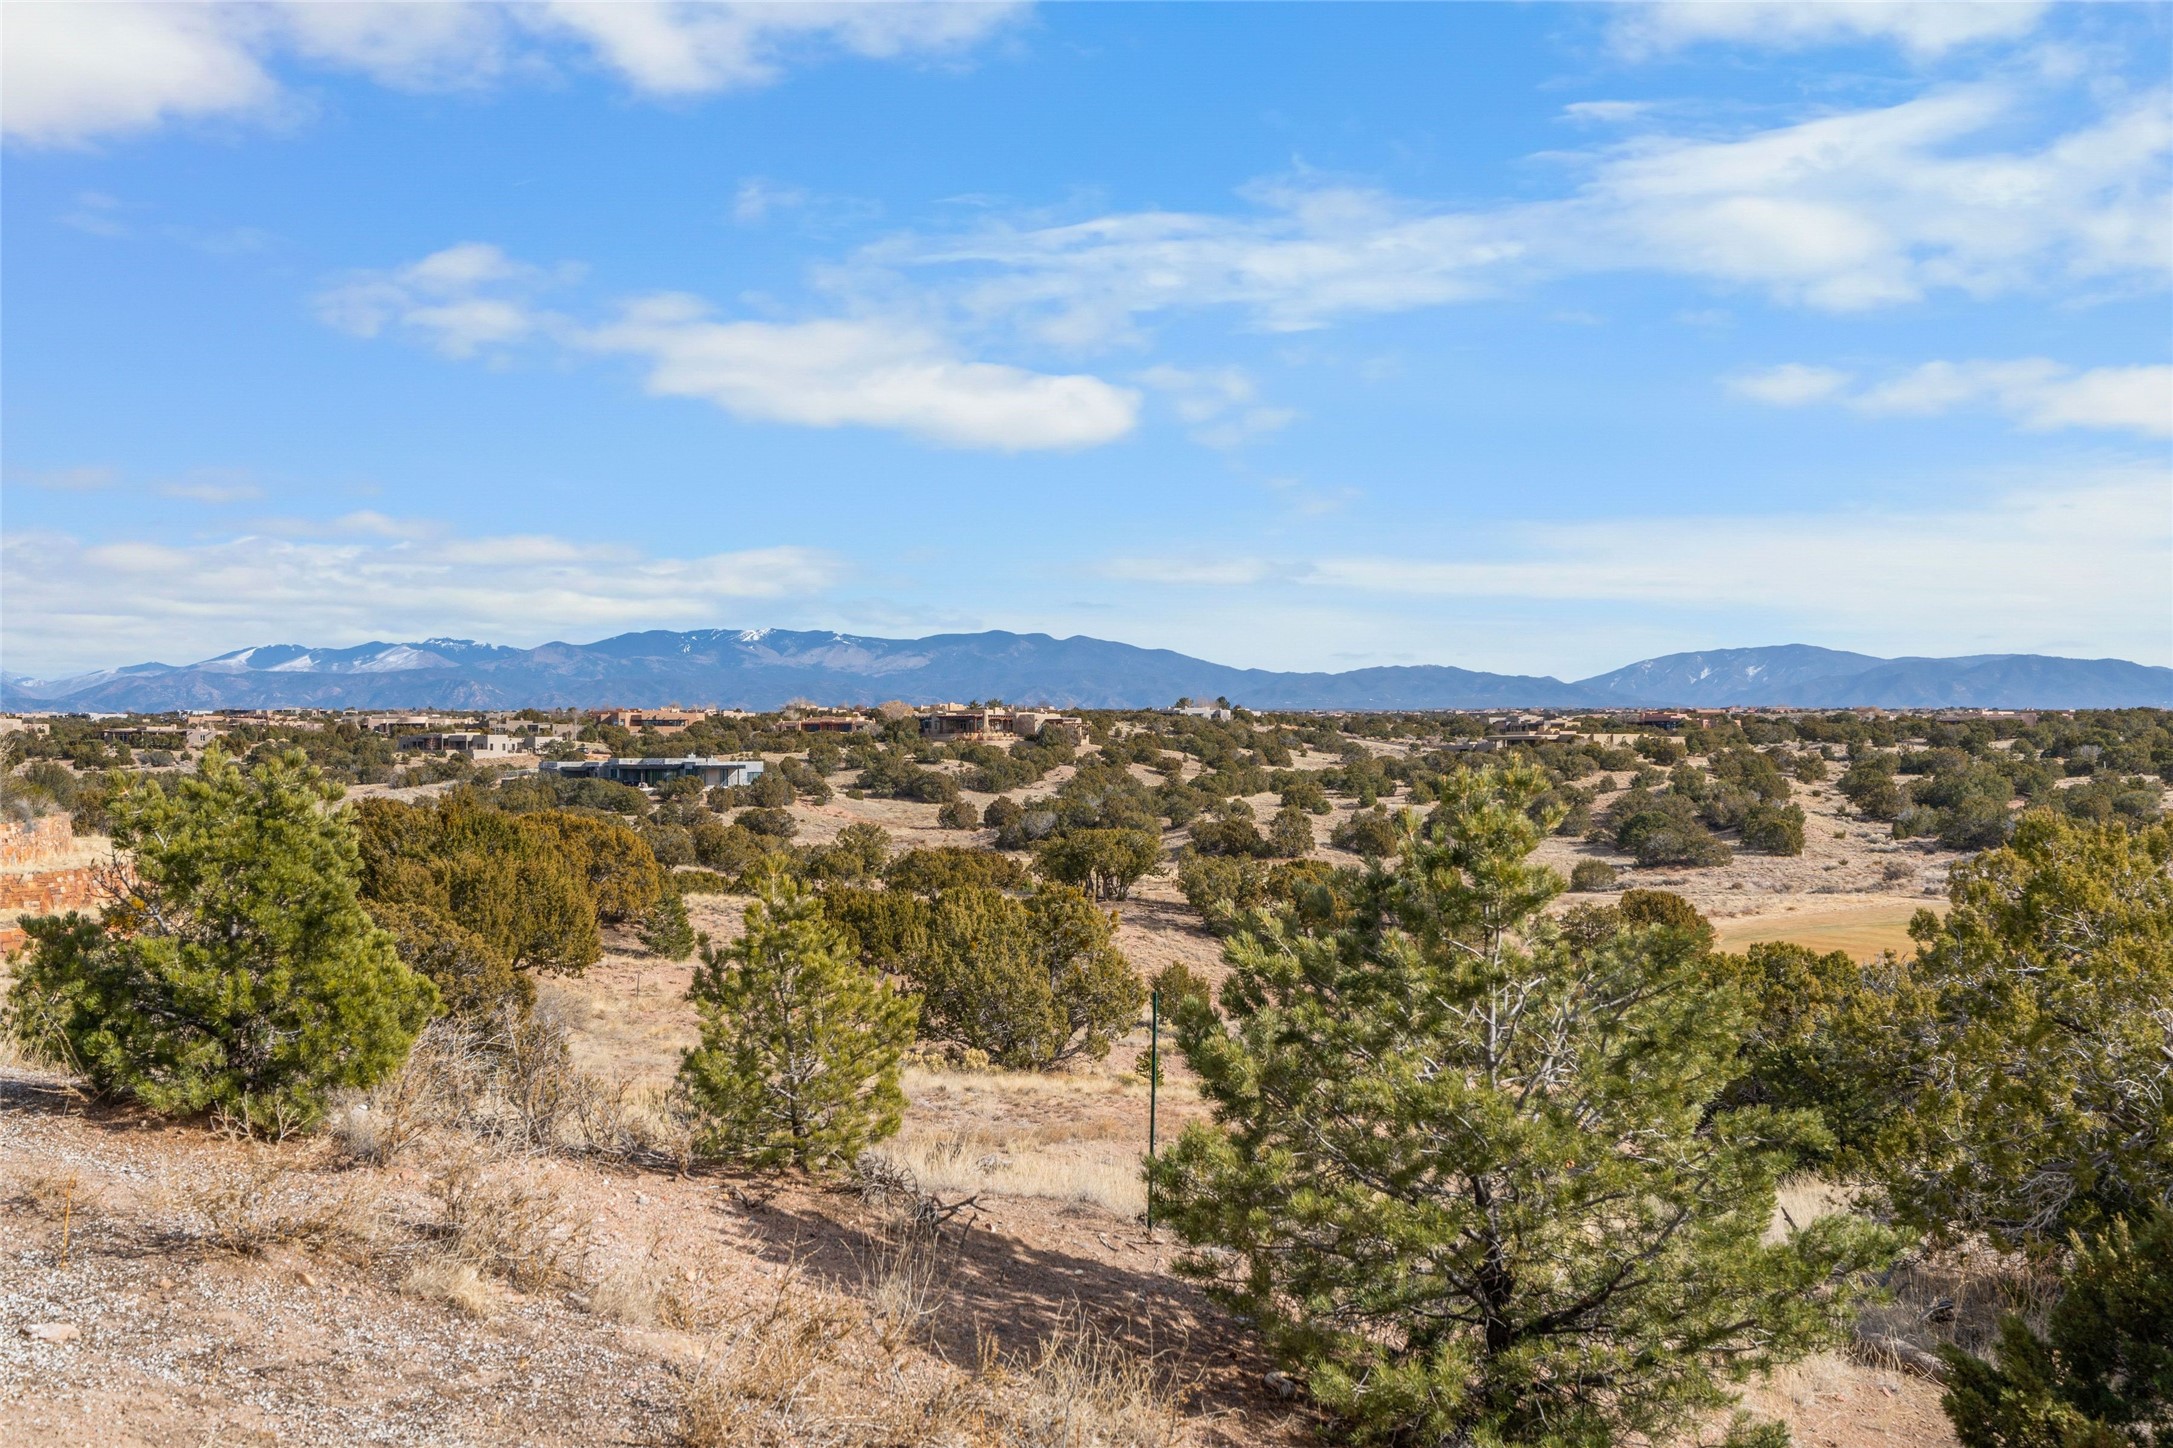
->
724, 1184, 1303, 1436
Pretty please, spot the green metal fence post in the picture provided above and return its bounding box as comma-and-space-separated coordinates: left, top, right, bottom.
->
1146, 988, 1159, 1233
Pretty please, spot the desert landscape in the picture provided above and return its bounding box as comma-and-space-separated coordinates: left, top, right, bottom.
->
8, 3, 2169, 1443
11, 702, 2147, 1448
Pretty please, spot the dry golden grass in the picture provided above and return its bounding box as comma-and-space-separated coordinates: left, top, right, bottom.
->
679, 1269, 1184, 1448
425, 1143, 594, 1294
1715, 903, 1943, 960
401, 1255, 500, 1318
1768, 1175, 1853, 1242
872, 1066, 1154, 1219
1857, 1244, 2062, 1362
330, 1006, 696, 1171
166, 1146, 386, 1259
583, 1227, 730, 1331
985, 1324, 1186, 1448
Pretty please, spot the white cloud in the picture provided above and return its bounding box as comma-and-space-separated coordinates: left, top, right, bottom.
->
734, 177, 810, 225
323, 242, 1138, 450
1563, 100, 1658, 124
1734, 358, 2173, 437
1101, 463, 2173, 664
1, 3, 281, 147
1138, 366, 1295, 447
3, 1, 1024, 146
584, 295, 1138, 450
2, 521, 844, 676
531, 2, 1021, 96
277, 3, 511, 89
1726, 363, 1856, 405
315, 243, 568, 357
905, 84, 2169, 337
1569, 86, 2170, 309
1614, 2, 2049, 60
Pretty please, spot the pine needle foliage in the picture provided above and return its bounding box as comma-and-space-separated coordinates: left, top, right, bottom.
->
640, 886, 699, 962
1863, 813, 2173, 1251
1941, 1212, 2173, 1448
1149, 761, 1898, 1447
7, 748, 436, 1131
679, 876, 917, 1170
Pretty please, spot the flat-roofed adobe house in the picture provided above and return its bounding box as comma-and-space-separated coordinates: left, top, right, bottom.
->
591, 708, 709, 734
541, 756, 764, 789
397, 731, 524, 756
917, 707, 1087, 745
789, 715, 875, 734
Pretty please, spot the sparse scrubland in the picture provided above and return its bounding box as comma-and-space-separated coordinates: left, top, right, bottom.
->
5, 705, 2170, 1447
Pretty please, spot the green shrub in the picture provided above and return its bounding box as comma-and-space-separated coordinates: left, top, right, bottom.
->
1941, 1212, 2172, 1448
1837, 756, 1905, 820
1267, 804, 1315, 859
1616, 888, 1715, 942
884, 846, 1030, 897
807, 822, 892, 883
692, 819, 771, 874
678, 877, 917, 1170
1861, 813, 2173, 1250
937, 797, 982, 830
1568, 859, 1618, 892
746, 769, 793, 808
642, 822, 697, 866
1329, 806, 1400, 859
899, 885, 1144, 1069
1190, 815, 1267, 858
1150, 959, 1212, 1013
1741, 802, 1807, 855
736, 806, 798, 839
1611, 790, 1733, 867
1032, 827, 1161, 900
7, 749, 437, 1131
368, 899, 530, 1016
639, 887, 698, 961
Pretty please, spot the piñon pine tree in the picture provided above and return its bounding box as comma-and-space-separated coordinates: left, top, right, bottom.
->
1863, 813, 2173, 1250
7, 748, 437, 1132
639, 885, 698, 962
1941, 1212, 2172, 1448
1150, 761, 1898, 1446
678, 876, 917, 1170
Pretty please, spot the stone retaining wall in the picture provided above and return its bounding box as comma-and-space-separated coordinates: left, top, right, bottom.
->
0, 815, 74, 869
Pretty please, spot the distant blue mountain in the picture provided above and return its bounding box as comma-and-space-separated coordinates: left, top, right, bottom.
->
1578, 646, 2173, 710
5, 631, 2168, 712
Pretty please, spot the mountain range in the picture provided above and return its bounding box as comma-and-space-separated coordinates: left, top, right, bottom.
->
5, 631, 2169, 712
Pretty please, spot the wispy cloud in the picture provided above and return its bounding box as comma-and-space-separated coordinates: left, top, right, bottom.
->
897, 82, 2168, 339
1101, 463, 2173, 663
585, 296, 1138, 451
1138, 366, 1295, 448
1726, 364, 1854, 406
3, 2, 1026, 147
3, 520, 846, 676
318, 243, 1139, 450
1612, 2, 2049, 60
1730, 359, 2173, 437
315, 242, 577, 358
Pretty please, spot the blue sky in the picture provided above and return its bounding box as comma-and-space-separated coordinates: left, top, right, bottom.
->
4, 1, 2169, 680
